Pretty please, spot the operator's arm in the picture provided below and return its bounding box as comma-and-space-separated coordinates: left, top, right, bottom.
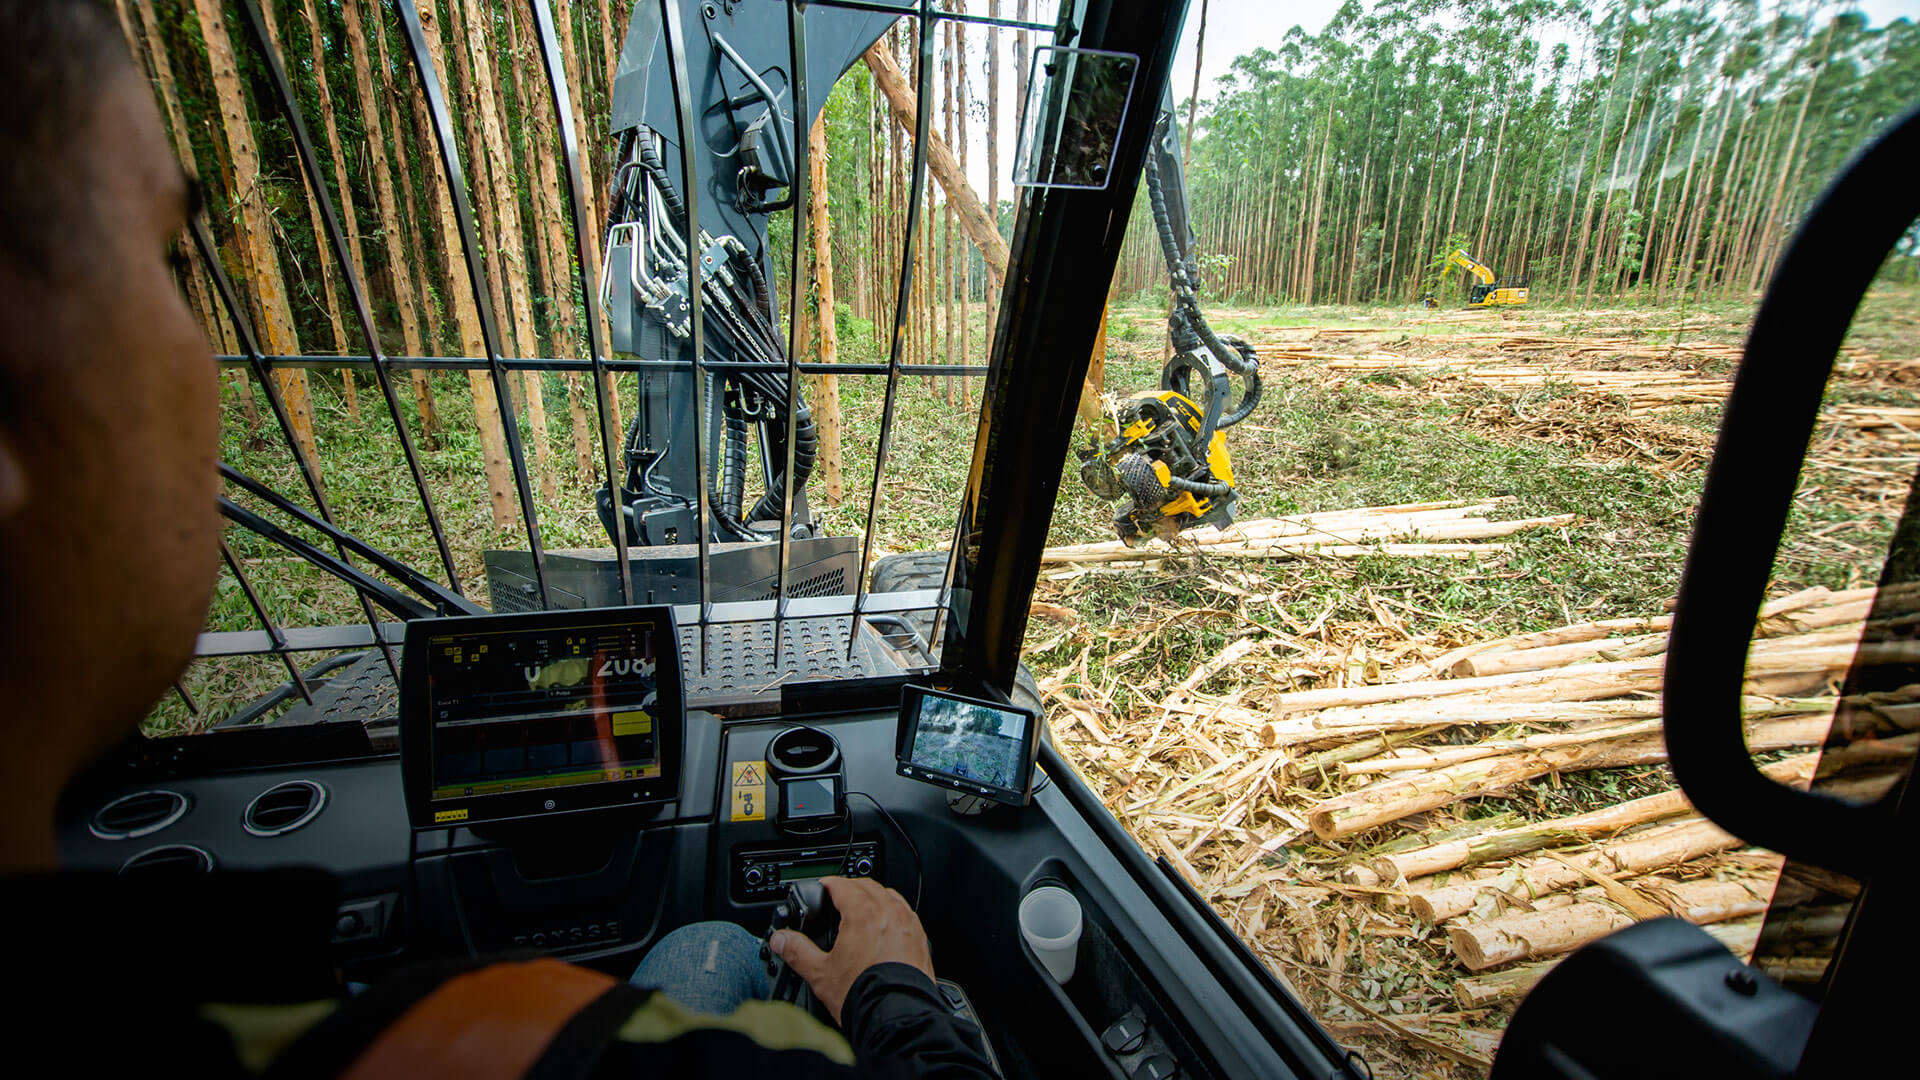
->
772, 877, 998, 1079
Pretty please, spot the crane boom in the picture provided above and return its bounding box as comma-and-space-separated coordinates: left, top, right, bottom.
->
1448, 248, 1497, 286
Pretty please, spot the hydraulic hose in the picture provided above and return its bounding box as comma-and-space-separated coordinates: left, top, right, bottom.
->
638, 138, 689, 226
747, 405, 818, 524
1167, 475, 1234, 498
1144, 135, 1261, 429
721, 408, 749, 522
703, 372, 758, 542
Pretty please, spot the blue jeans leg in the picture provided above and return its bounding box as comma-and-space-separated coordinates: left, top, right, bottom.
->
629, 921, 772, 1015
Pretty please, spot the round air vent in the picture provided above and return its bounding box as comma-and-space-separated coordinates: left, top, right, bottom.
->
243, 779, 327, 837
88, 790, 189, 840
119, 844, 214, 875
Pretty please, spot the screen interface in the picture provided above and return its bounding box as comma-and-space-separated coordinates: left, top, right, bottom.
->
425, 622, 664, 801
906, 693, 1030, 792
782, 778, 838, 819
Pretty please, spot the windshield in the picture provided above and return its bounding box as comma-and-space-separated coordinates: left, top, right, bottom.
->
1025, 2, 1920, 1073
141, 0, 1068, 738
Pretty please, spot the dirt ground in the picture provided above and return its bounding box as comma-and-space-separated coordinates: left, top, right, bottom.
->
1030, 288, 1920, 1076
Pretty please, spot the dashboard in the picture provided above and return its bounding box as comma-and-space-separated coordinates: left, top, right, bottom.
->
53, 610, 1352, 1078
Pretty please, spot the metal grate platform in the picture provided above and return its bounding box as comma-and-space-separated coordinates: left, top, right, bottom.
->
679, 616, 914, 695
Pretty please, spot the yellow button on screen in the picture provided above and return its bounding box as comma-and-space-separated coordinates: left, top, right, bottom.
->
611, 710, 653, 736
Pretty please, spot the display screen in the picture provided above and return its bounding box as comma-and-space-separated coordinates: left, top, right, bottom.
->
782, 777, 838, 819
782, 860, 840, 882
896, 686, 1039, 805
424, 621, 665, 801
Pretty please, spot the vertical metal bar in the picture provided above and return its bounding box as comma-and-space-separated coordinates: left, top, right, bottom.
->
774, 3, 813, 669
230, 0, 463, 597
173, 681, 200, 716
394, 0, 553, 608
849, 0, 938, 657
660, 0, 714, 674
219, 537, 314, 706
525, 0, 632, 606
188, 218, 402, 686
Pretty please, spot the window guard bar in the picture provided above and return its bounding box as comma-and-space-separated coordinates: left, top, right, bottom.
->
771, 0, 812, 668
217, 495, 439, 622
393, 0, 553, 608
218, 535, 314, 708
850, 0, 939, 659
228, 0, 464, 601
219, 464, 483, 618
660, 0, 717, 675
182, 0, 1053, 707
187, 212, 403, 689
526, 0, 635, 607
812, 0, 1055, 34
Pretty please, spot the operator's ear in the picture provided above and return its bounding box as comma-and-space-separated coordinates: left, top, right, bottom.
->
0, 428, 26, 518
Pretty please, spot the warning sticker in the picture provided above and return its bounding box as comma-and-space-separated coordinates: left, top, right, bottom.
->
730, 760, 767, 822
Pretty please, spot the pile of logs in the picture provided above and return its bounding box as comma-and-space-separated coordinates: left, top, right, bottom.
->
1039, 499, 1572, 578
1051, 581, 1916, 1066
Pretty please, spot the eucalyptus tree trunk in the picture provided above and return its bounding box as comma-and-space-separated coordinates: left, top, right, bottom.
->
193, 0, 322, 483
417, 0, 516, 532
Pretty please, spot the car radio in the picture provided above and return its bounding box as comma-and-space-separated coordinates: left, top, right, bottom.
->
732, 840, 880, 902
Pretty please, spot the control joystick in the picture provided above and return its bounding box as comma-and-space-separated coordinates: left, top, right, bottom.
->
762, 880, 839, 1004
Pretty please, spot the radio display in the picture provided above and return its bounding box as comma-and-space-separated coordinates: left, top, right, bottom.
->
401, 606, 683, 826
782, 860, 840, 882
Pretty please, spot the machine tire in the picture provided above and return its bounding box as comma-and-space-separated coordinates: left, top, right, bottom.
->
869, 551, 1054, 751
869, 550, 952, 595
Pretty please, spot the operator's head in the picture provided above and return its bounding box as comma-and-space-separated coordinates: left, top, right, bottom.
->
0, 0, 220, 866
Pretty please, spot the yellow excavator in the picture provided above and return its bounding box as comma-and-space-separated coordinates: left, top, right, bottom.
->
1425, 248, 1529, 308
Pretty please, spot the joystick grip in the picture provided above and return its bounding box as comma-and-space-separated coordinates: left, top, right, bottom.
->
764, 880, 841, 1003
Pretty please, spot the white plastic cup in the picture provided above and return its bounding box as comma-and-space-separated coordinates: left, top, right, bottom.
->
1019, 885, 1083, 984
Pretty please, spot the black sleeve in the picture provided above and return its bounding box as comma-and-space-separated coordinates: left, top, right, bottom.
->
838, 963, 999, 1080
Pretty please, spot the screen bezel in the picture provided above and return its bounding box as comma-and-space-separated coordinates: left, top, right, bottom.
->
400, 605, 684, 829
894, 684, 1041, 806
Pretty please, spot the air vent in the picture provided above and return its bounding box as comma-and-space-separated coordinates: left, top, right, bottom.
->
88, 790, 189, 840
243, 779, 327, 837
119, 844, 214, 875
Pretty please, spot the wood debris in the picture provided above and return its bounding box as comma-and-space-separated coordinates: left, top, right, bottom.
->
1043, 578, 1918, 1073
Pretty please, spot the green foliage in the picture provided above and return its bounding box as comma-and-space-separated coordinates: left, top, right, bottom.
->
1113, 0, 1920, 307
834, 300, 872, 343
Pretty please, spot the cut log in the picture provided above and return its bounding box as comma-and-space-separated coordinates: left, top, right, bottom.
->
1293, 726, 1452, 776
1408, 818, 1748, 923
1451, 917, 1764, 1005
1338, 717, 1668, 777
1448, 876, 1771, 971
1309, 714, 1831, 841
1374, 752, 1818, 882
1448, 900, 1636, 971
1271, 642, 1891, 718
1456, 632, 1668, 678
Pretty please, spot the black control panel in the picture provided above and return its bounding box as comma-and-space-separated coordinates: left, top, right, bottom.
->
732, 840, 879, 902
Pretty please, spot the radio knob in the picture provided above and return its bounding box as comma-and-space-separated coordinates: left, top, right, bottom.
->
852, 856, 874, 876
744, 866, 765, 888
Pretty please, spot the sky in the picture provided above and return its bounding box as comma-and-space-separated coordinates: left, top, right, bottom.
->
1167, 0, 1920, 99
954, 0, 1920, 193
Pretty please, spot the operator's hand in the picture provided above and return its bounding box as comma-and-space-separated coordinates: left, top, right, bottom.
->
770, 876, 933, 1025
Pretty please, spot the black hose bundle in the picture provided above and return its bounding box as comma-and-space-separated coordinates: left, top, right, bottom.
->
747, 405, 818, 524
1144, 125, 1262, 431
637, 137, 688, 226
